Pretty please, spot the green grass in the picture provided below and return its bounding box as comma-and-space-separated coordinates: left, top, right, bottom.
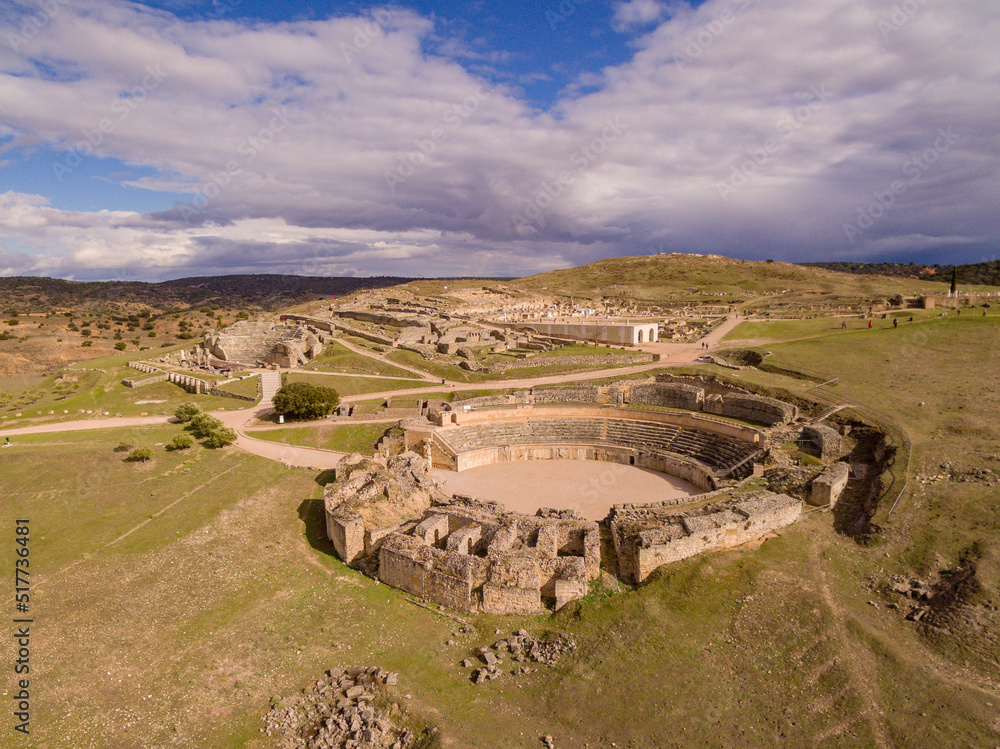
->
302, 341, 421, 378
249, 422, 396, 454
282, 371, 427, 397
722, 310, 944, 342
0, 372, 249, 426
213, 374, 261, 400
385, 347, 652, 384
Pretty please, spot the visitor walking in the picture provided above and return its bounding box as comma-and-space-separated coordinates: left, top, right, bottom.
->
893, 318, 898, 328
868, 320, 872, 329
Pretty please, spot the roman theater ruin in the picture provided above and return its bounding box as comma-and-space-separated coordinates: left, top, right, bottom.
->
324, 376, 868, 615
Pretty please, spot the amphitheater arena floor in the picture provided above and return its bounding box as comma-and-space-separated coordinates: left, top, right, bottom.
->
430, 460, 702, 522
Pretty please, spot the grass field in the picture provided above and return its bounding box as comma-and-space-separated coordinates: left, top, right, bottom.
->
385, 346, 651, 384
3, 297, 999, 747
214, 374, 261, 400
282, 371, 427, 397
4, 427, 997, 747
249, 422, 396, 454
722, 309, 953, 343
301, 341, 421, 378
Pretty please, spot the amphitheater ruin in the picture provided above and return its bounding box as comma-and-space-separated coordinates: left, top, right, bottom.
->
324, 377, 869, 615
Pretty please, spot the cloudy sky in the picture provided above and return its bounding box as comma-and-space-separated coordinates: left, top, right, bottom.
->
1, 0, 998, 281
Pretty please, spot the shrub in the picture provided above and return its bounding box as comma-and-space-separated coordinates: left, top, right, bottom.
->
114, 342, 127, 351
204, 427, 237, 448
272, 382, 340, 420
5, 319, 18, 325
189, 413, 223, 437
167, 433, 195, 451
125, 447, 153, 462
174, 402, 203, 423
81, 340, 93, 347
114, 440, 134, 452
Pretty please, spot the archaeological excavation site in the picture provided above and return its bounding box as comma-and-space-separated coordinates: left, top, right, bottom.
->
323, 375, 892, 615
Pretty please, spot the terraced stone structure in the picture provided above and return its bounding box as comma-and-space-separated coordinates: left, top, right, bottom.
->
202, 320, 324, 368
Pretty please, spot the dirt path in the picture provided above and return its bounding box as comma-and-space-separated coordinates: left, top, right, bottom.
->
808, 537, 891, 748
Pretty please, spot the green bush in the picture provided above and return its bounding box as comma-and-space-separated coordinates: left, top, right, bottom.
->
174, 402, 202, 422
189, 413, 223, 437
114, 440, 134, 453
81, 340, 93, 347
114, 342, 127, 351
272, 382, 340, 420
204, 427, 237, 448
125, 447, 153, 462
167, 434, 195, 451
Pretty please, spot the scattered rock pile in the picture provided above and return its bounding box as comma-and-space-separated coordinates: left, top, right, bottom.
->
262, 666, 426, 749
466, 630, 577, 684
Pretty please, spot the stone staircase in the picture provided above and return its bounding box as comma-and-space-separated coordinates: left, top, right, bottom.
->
259, 371, 282, 408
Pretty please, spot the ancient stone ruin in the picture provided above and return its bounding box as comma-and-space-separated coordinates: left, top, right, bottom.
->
203, 320, 324, 368
324, 454, 598, 614
322, 378, 869, 614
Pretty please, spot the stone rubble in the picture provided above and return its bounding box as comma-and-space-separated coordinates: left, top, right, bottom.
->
466, 630, 577, 684
262, 666, 428, 749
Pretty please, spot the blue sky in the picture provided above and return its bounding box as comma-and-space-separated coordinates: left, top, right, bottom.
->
1, 0, 998, 280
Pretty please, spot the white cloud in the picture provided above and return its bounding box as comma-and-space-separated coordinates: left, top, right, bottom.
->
612, 0, 668, 32
1, 0, 999, 280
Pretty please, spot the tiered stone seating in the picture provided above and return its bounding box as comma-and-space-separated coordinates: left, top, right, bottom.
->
444, 418, 757, 471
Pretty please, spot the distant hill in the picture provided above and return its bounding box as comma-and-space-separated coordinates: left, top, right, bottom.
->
514, 253, 948, 302
0, 274, 418, 313
801, 260, 1000, 287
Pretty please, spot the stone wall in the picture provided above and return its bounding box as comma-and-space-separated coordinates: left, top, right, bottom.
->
803, 424, 842, 460
122, 373, 168, 388
704, 393, 797, 425
810, 462, 850, 506
628, 382, 705, 410
611, 492, 801, 584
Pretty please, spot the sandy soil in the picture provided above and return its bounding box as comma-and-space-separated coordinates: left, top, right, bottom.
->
431, 460, 701, 521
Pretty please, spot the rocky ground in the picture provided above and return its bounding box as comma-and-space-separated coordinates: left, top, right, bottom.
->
262, 666, 434, 749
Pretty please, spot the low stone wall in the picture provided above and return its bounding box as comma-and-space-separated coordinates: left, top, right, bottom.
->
611, 493, 801, 584
810, 462, 850, 506
704, 393, 797, 425
122, 373, 168, 388
208, 383, 258, 402
453, 444, 716, 492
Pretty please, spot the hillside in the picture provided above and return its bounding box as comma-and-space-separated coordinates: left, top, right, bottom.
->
0, 274, 418, 314
515, 253, 974, 303
803, 259, 1000, 287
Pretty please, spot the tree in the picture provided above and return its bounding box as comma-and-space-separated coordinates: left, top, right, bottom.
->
167, 434, 194, 451
125, 447, 153, 462
272, 382, 340, 420
189, 413, 223, 437
175, 402, 202, 422
204, 427, 237, 448
950, 267, 958, 295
